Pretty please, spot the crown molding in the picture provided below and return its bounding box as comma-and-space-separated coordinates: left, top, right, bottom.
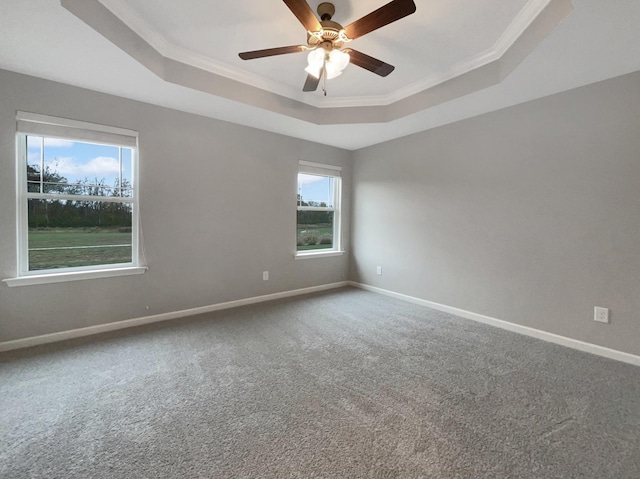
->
64, 0, 573, 123
99, 0, 556, 109
335, 0, 555, 108
98, 0, 313, 104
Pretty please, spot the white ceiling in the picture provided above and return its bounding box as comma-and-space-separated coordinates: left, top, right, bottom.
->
1, 0, 640, 150
101, 0, 533, 103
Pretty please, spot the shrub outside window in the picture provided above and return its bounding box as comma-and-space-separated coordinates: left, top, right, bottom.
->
15, 112, 140, 278
296, 161, 342, 255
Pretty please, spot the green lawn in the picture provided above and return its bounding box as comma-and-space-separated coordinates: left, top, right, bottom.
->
28, 224, 333, 270
28, 228, 132, 270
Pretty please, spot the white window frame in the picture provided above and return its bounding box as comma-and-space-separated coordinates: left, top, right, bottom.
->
4, 112, 146, 287
295, 160, 343, 259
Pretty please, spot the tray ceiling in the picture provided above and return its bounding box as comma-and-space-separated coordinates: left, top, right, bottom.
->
62, 0, 571, 119
1, 1, 640, 149
97, 0, 536, 104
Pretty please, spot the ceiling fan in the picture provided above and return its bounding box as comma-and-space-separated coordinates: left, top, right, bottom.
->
238, 0, 417, 94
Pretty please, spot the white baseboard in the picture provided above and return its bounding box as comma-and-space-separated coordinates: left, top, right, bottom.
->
0, 281, 350, 353
349, 281, 640, 368
5, 280, 639, 368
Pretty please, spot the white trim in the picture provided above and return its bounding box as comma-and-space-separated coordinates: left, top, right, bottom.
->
5, 280, 636, 369
16, 133, 27, 282
4, 266, 147, 287
298, 161, 342, 177
297, 206, 336, 212
26, 192, 133, 203
294, 251, 345, 260
17, 111, 138, 138
17, 111, 137, 147
298, 160, 342, 171
349, 282, 640, 368
334, 175, 342, 252
0, 281, 349, 352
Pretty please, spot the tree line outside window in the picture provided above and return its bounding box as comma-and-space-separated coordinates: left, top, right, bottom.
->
26, 164, 132, 229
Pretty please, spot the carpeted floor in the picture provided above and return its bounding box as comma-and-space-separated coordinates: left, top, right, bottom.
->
1, 287, 640, 478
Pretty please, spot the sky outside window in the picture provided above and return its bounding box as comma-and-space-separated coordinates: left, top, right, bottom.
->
27, 136, 132, 191
298, 174, 334, 207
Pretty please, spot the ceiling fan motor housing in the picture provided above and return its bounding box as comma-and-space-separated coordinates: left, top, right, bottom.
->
307, 3, 346, 50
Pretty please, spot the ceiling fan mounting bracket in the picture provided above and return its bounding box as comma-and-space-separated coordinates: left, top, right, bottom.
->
317, 2, 335, 21
312, 2, 346, 47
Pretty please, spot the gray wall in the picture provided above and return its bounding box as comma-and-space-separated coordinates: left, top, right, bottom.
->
3, 67, 640, 357
350, 70, 640, 356
0, 69, 351, 342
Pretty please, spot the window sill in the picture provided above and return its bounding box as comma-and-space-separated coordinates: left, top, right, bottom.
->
294, 250, 345, 260
3, 266, 147, 287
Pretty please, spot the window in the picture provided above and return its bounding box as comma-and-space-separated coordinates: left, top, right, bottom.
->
296, 161, 342, 256
9, 112, 144, 285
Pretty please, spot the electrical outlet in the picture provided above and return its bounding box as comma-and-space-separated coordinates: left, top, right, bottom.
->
263, 271, 269, 281
376, 266, 382, 275
594, 306, 609, 324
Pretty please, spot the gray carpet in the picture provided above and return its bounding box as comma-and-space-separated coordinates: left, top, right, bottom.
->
1, 287, 640, 478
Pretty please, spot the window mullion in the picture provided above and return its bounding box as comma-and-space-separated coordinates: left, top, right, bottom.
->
39, 136, 44, 191
118, 147, 123, 197
18, 135, 29, 275
297, 206, 335, 212
25, 192, 133, 204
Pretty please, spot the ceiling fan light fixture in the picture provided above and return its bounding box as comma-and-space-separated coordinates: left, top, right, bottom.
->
307, 48, 325, 67
305, 47, 349, 80
325, 64, 342, 80
304, 64, 322, 79
329, 48, 350, 70
305, 48, 325, 78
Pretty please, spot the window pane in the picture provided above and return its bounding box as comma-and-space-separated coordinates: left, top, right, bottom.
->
29, 136, 128, 196
297, 210, 334, 251
298, 174, 334, 207
121, 148, 133, 197
27, 136, 42, 193
27, 199, 132, 270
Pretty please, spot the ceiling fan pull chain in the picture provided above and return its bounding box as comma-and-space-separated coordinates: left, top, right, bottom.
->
323, 68, 327, 96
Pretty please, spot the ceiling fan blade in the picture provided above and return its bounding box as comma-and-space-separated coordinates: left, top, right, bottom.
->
283, 0, 322, 32
239, 45, 307, 60
303, 73, 320, 92
344, 49, 395, 77
344, 0, 416, 40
